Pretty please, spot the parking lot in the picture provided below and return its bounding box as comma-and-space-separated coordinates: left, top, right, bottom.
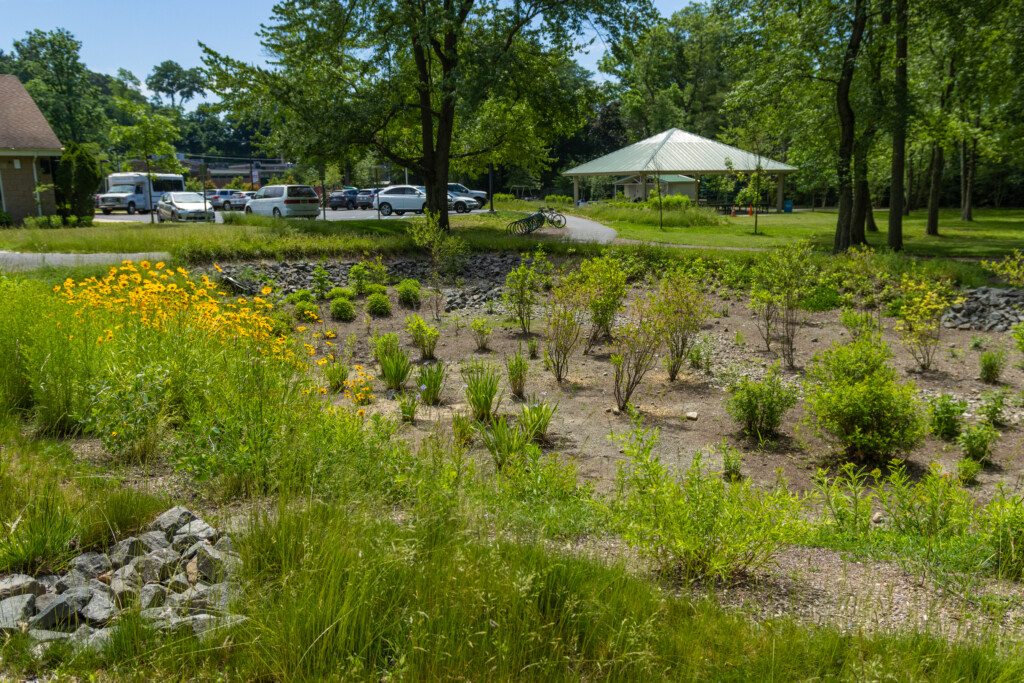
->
94, 206, 491, 224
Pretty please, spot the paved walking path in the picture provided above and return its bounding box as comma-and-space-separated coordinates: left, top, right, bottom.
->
561, 214, 616, 244
0, 250, 172, 272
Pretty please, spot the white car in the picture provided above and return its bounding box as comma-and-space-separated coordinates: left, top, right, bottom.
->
222, 191, 253, 211
373, 184, 428, 216
245, 185, 320, 219
155, 192, 215, 222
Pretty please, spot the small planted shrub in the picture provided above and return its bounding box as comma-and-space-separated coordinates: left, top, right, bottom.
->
284, 289, 315, 305
928, 394, 967, 440
365, 283, 388, 297
726, 364, 798, 441
397, 278, 421, 308
405, 315, 440, 360
611, 293, 664, 412
505, 346, 529, 399
329, 297, 356, 322
687, 334, 714, 373
293, 301, 321, 323
312, 264, 333, 299
461, 360, 502, 422
574, 255, 627, 353
840, 309, 881, 339
718, 441, 744, 482
956, 458, 983, 485
654, 269, 711, 381
502, 248, 551, 334
378, 346, 412, 391
894, 274, 960, 371
471, 317, 493, 351
519, 398, 557, 442
805, 333, 925, 461
327, 286, 354, 301
527, 336, 538, 359
365, 292, 392, 318
958, 422, 999, 463
979, 389, 1009, 426
980, 349, 1007, 384
416, 363, 446, 405
544, 285, 586, 383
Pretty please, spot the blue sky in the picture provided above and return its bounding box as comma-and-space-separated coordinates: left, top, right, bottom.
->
0, 0, 688, 102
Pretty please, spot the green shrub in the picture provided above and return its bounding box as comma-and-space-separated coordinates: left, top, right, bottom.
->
611, 293, 663, 411
687, 334, 714, 373
329, 297, 356, 322
293, 301, 321, 323
312, 264, 333, 299
544, 285, 586, 383
928, 394, 966, 440
88, 365, 168, 464
726, 364, 798, 441
611, 419, 803, 581
958, 422, 999, 463
365, 292, 392, 317
406, 315, 440, 359
502, 248, 551, 334
284, 289, 316, 305
0, 211, 12, 228
461, 361, 502, 422
471, 317, 493, 351
956, 458, 983, 485
416, 363, 446, 405
365, 283, 388, 297
653, 269, 710, 381
572, 255, 626, 353
983, 490, 1024, 579
839, 309, 881, 339
397, 279, 421, 308
979, 349, 1007, 384
349, 262, 370, 295
805, 334, 925, 461
799, 285, 842, 312
979, 389, 1009, 426
372, 332, 400, 362
327, 286, 355, 301
716, 441, 744, 482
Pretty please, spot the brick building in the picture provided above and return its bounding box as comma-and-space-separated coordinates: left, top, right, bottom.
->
0, 75, 63, 223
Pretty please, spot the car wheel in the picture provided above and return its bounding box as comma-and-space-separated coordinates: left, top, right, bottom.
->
155, 212, 162, 223
224, 202, 232, 211
245, 206, 253, 214
273, 208, 282, 218
421, 202, 428, 213
331, 205, 338, 211
101, 208, 112, 215
379, 203, 393, 216
347, 200, 355, 210
126, 202, 136, 215
395, 210, 405, 216
457, 202, 467, 213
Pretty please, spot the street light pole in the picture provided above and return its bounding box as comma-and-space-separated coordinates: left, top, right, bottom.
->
488, 163, 495, 213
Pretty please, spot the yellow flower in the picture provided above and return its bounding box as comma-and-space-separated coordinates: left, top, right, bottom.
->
261, 286, 273, 295
357, 409, 365, 417
214, 264, 223, 272
155, 262, 165, 270
140, 260, 151, 270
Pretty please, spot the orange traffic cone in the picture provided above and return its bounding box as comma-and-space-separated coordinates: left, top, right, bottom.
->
748, 204, 753, 216
730, 205, 736, 217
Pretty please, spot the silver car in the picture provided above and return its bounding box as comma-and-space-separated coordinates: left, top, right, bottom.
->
155, 192, 215, 222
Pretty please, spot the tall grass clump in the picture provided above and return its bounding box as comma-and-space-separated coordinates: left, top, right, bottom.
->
379, 346, 413, 392
461, 361, 502, 422
505, 346, 529, 399
416, 362, 446, 405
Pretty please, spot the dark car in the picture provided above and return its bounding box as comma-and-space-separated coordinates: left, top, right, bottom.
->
355, 188, 379, 210
328, 188, 360, 210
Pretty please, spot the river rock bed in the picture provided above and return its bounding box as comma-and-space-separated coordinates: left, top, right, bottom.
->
941, 286, 1024, 332
0, 507, 242, 652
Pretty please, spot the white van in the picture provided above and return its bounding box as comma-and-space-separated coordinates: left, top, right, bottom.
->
97, 173, 186, 215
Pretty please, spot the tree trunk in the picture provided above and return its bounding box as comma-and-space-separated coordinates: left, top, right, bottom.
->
851, 133, 872, 244
833, 0, 867, 253
866, 197, 879, 232
925, 143, 943, 235
904, 150, 914, 214
961, 136, 976, 221
888, 0, 908, 248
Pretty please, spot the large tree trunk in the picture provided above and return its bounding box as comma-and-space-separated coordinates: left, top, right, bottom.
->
961, 135, 976, 221
833, 0, 868, 253
905, 150, 914, 214
888, 0, 908, 248
925, 143, 944, 235
851, 132, 872, 244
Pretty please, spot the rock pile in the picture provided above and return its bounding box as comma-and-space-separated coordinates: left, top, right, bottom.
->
0, 507, 242, 650
942, 287, 1024, 332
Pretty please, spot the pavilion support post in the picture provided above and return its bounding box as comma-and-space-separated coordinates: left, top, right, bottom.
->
572, 177, 579, 205
776, 174, 785, 212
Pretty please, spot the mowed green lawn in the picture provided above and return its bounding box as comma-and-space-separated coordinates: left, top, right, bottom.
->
608, 208, 1024, 258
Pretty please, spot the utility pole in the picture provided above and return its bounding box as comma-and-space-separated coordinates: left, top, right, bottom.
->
488, 163, 495, 213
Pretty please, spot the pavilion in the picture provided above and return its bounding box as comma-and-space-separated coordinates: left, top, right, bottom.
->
563, 128, 797, 209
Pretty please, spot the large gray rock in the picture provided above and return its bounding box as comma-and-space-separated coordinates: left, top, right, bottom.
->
71, 552, 113, 578
195, 546, 239, 583
139, 530, 172, 552
29, 586, 93, 631
132, 548, 181, 583
109, 572, 139, 607
88, 579, 115, 598
151, 507, 199, 538
109, 537, 147, 568
140, 583, 167, 609
0, 574, 45, 600
172, 520, 218, 550
0, 594, 36, 632
55, 569, 90, 593
166, 573, 190, 594
27, 629, 72, 642
34, 593, 56, 614
81, 590, 117, 626
213, 536, 235, 553
162, 613, 217, 636
139, 606, 176, 630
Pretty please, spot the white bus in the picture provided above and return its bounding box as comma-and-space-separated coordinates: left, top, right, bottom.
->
97, 172, 186, 215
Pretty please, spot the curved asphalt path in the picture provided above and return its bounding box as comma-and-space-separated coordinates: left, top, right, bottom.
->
561, 214, 616, 244
0, 250, 172, 272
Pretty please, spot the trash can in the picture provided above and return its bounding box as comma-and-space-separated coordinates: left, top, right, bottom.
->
783, 200, 793, 213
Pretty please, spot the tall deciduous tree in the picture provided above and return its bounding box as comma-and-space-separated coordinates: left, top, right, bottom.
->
110, 99, 183, 224
146, 60, 205, 108
204, 0, 650, 230
54, 143, 104, 219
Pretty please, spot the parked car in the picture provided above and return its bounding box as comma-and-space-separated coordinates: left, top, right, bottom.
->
155, 192, 215, 223
414, 186, 458, 213
447, 182, 487, 204
373, 184, 429, 216
328, 188, 360, 210
355, 189, 378, 210
244, 184, 320, 219
222, 191, 253, 211
205, 189, 240, 210
449, 192, 480, 213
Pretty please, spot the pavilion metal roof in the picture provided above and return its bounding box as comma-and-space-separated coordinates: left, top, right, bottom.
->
564, 128, 796, 177
613, 174, 696, 184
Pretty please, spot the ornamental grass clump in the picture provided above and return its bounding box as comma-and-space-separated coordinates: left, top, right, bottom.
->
653, 269, 711, 380
894, 274, 961, 371
416, 362, 446, 405
323, 360, 350, 393
399, 392, 419, 422
726, 364, 798, 442
478, 416, 533, 471
611, 293, 664, 412
505, 346, 529, 399
406, 315, 440, 359
519, 398, 557, 442
980, 349, 1007, 384
461, 360, 502, 422
379, 346, 412, 392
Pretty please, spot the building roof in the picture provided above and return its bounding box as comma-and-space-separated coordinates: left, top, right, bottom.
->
565, 128, 796, 177
613, 174, 695, 184
0, 75, 62, 153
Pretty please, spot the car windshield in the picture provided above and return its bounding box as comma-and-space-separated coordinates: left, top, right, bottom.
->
108, 184, 135, 194
171, 193, 205, 203
287, 186, 317, 198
